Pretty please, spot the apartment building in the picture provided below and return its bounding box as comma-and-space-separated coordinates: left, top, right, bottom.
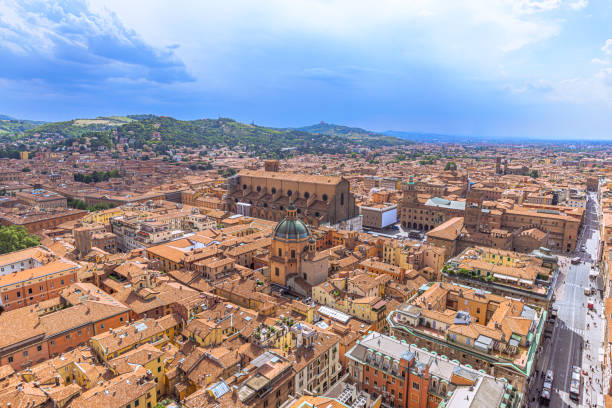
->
0, 246, 52, 277
346, 332, 521, 408
0, 258, 80, 311
388, 282, 545, 393
16, 189, 67, 209
0, 287, 130, 370
442, 246, 558, 309
89, 313, 182, 361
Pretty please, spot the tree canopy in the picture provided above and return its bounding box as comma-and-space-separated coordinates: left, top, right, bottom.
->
0, 225, 40, 255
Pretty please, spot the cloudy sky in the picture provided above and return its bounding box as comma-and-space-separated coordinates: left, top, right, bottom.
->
0, 0, 611, 139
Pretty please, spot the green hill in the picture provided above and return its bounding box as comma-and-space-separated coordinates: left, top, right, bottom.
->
0, 117, 46, 137
295, 122, 409, 146
22, 116, 135, 139
11, 115, 409, 157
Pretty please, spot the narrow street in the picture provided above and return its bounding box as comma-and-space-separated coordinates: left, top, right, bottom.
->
526, 192, 605, 408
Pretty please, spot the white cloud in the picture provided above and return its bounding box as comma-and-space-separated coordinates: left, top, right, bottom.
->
568, 0, 589, 10
602, 39, 612, 55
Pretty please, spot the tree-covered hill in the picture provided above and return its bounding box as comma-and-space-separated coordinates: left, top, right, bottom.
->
21, 116, 135, 139
8, 114, 410, 156
295, 122, 409, 146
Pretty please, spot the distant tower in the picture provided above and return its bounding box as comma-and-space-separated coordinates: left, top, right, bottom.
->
264, 160, 280, 172
465, 190, 484, 231
495, 157, 502, 174
402, 175, 418, 204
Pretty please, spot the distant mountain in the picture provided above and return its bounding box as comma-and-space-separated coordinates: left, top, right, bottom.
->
294, 122, 409, 146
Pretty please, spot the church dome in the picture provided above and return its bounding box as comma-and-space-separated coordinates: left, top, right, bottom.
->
273, 203, 310, 241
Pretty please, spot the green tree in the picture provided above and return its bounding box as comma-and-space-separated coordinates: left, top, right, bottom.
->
444, 161, 457, 171
529, 170, 539, 178
0, 225, 40, 255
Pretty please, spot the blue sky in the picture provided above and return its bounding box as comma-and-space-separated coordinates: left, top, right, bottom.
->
0, 0, 611, 139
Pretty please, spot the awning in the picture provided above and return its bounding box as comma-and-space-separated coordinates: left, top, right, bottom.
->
494, 273, 518, 282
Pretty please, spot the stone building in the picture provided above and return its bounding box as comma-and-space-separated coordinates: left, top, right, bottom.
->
269, 203, 329, 296
226, 168, 358, 226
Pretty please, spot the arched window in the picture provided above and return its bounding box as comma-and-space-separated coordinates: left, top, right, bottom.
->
304, 192, 310, 199
278, 248, 282, 256
280, 206, 284, 211
340, 193, 344, 205
291, 250, 295, 258
287, 190, 292, 197
322, 194, 328, 201
242, 184, 247, 190
256, 186, 261, 192
271, 187, 276, 194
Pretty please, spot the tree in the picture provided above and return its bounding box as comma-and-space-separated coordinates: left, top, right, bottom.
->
529, 170, 539, 178
444, 161, 457, 171
0, 225, 40, 255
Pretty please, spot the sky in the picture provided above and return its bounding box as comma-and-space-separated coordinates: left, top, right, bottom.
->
0, 0, 611, 140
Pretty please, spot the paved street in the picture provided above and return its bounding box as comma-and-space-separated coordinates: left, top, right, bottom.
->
526, 192, 605, 408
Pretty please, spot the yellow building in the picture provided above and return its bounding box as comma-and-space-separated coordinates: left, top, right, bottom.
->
19, 151, 28, 160
89, 314, 181, 361
108, 343, 170, 397
82, 208, 124, 224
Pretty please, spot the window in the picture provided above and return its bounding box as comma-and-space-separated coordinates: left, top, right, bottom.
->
126, 404, 131, 408
100, 323, 105, 329
158, 366, 161, 372
278, 248, 282, 257
120, 317, 124, 322
275, 268, 279, 276
257, 186, 261, 192
271, 187, 276, 194
39, 285, 43, 291
304, 192, 310, 199
37, 345, 42, 351
413, 382, 420, 390
50, 340, 55, 346
23, 350, 28, 357
340, 193, 344, 205
291, 250, 295, 258
60, 279, 64, 285
398, 392, 403, 400
322, 194, 328, 201
8, 356, 13, 363
287, 190, 292, 196
17, 292, 21, 298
